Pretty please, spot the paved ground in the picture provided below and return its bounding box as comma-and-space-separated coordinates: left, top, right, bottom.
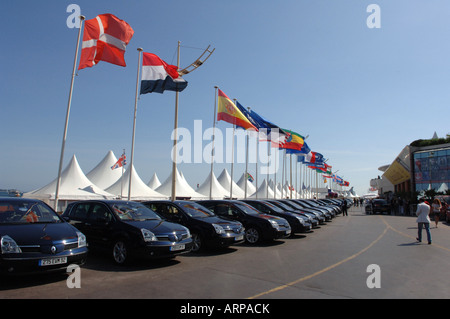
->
1, 205, 450, 301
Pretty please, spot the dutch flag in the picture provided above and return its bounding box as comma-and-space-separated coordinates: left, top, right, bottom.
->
140, 52, 188, 94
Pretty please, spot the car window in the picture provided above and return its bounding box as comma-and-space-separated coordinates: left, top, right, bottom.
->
262, 201, 284, 213
110, 202, 161, 221
0, 200, 61, 224
88, 204, 113, 223
180, 202, 215, 218
70, 203, 89, 220
234, 203, 261, 216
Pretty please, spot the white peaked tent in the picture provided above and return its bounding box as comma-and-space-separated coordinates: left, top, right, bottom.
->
250, 179, 275, 199
24, 155, 115, 211
86, 150, 123, 190
105, 164, 166, 200
197, 171, 231, 199
236, 173, 256, 197
268, 179, 283, 198
437, 182, 448, 193
155, 168, 205, 199
217, 169, 246, 199
147, 172, 161, 190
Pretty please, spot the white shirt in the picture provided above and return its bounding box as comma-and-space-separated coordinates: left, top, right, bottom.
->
416, 202, 431, 223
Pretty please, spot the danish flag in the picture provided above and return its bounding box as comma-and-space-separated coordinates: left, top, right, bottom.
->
78, 14, 134, 70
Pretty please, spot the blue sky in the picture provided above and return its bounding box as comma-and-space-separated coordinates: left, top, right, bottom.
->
1, 0, 450, 197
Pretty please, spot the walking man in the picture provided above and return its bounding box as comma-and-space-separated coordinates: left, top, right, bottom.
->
416, 198, 432, 245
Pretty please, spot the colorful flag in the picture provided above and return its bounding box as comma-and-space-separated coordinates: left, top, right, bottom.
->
78, 14, 134, 70
111, 154, 126, 170
140, 52, 188, 94
247, 108, 288, 143
246, 173, 254, 183
277, 129, 304, 152
217, 89, 257, 131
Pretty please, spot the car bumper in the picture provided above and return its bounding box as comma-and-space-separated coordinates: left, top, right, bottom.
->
133, 240, 194, 259
207, 232, 245, 248
0, 247, 88, 275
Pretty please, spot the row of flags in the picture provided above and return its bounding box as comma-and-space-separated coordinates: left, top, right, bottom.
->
215, 88, 349, 187
73, 13, 349, 188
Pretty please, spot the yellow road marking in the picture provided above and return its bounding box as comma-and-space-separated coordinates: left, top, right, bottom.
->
248, 224, 389, 299
380, 215, 450, 252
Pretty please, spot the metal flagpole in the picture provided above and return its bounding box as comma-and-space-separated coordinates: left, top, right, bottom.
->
171, 42, 181, 201
120, 149, 125, 199
54, 15, 85, 211
230, 124, 235, 199
209, 86, 218, 200
244, 133, 249, 199
128, 48, 144, 200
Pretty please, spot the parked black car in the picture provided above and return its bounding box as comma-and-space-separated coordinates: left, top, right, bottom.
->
370, 199, 391, 215
143, 200, 245, 252
288, 199, 332, 222
0, 197, 88, 274
198, 200, 291, 244
241, 199, 312, 233
265, 199, 323, 226
295, 199, 336, 219
62, 200, 193, 264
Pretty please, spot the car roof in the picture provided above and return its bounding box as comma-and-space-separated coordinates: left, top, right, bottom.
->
0, 197, 41, 203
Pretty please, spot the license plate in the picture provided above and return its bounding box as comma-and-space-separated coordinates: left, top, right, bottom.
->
170, 244, 185, 251
235, 235, 244, 241
39, 257, 67, 266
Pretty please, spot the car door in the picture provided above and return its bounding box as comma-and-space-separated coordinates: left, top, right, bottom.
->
66, 202, 90, 234
84, 202, 115, 248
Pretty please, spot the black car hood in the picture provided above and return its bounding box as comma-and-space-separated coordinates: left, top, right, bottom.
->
0, 222, 78, 245
123, 220, 187, 233
192, 215, 240, 226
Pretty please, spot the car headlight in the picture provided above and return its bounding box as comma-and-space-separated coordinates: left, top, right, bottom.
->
77, 231, 87, 248
1, 235, 22, 254
295, 216, 305, 224
268, 219, 280, 231
183, 226, 191, 238
212, 224, 225, 234
141, 228, 157, 242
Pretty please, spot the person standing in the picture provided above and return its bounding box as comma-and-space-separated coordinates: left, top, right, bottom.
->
431, 198, 442, 228
342, 199, 348, 216
416, 198, 432, 244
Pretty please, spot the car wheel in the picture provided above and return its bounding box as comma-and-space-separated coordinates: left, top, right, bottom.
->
112, 240, 129, 265
191, 233, 203, 252
245, 227, 260, 244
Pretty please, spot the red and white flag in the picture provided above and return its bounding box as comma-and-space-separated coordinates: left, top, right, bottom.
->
78, 14, 134, 70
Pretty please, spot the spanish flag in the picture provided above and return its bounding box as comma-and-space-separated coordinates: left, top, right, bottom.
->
217, 89, 257, 131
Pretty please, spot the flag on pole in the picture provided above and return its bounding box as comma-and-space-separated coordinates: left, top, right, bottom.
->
234, 103, 288, 143
246, 172, 254, 183
111, 153, 127, 170
277, 129, 304, 152
217, 89, 257, 131
78, 14, 134, 70
140, 52, 188, 94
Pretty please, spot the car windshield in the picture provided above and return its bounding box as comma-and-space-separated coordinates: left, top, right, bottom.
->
0, 200, 62, 224
234, 202, 261, 216
261, 201, 284, 213
180, 202, 215, 218
110, 202, 161, 221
